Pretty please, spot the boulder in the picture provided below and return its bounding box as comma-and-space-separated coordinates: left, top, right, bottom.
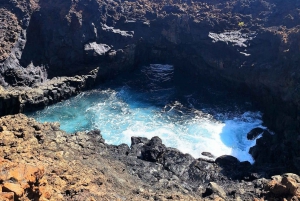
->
215, 155, 239, 168
209, 182, 227, 199
202, 182, 227, 200
201, 152, 215, 158
131, 136, 149, 146
265, 173, 300, 199
162, 149, 194, 178
141, 136, 166, 162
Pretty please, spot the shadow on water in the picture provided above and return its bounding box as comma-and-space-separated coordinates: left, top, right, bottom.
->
97, 64, 254, 112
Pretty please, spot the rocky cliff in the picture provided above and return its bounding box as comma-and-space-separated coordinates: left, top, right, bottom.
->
1, 0, 300, 199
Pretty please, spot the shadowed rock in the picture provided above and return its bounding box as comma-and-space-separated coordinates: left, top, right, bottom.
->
247, 127, 264, 140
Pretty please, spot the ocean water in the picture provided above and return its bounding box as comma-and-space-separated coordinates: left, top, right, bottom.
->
28, 64, 265, 163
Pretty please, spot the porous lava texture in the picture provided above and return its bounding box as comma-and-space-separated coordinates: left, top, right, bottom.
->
1, 114, 300, 200
1, 0, 300, 199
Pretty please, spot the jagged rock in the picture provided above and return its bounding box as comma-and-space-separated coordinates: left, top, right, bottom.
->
215, 155, 239, 168
0, 114, 206, 200
87, 129, 105, 144
1, 0, 300, 198
0, 69, 98, 116
202, 152, 215, 158
247, 127, 265, 140
0, 9, 21, 62
0, 113, 299, 200
208, 182, 227, 199
0, 158, 48, 200
2, 183, 24, 197
131, 136, 150, 146
141, 136, 166, 162
84, 43, 111, 56
264, 173, 300, 200
249, 130, 282, 170
0, 0, 300, 175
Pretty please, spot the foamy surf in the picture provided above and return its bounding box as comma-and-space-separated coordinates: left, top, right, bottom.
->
28, 64, 266, 163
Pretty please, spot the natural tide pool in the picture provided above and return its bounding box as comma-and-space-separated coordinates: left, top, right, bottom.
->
28, 64, 266, 163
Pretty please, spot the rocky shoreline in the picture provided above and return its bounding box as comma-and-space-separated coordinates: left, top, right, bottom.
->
1, 114, 300, 201
1, 0, 300, 200
0, 68, 98, 116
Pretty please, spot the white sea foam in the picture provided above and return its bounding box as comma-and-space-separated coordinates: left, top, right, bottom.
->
86, 94, 263, 163
28, 64, 266, 163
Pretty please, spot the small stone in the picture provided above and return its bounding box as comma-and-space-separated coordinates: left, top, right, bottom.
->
271, 175, 282, 182
209, 182, 227, 199
201, 152, 214, 158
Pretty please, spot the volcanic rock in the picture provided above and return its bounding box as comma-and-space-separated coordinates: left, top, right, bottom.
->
1, 0, 300, 199
247, 127, 265, 140
264, 173, 300, 200
0, 158, 48, 200
0, 113, 299, 200
202, 152, 215, 158
1, 1, 300, 175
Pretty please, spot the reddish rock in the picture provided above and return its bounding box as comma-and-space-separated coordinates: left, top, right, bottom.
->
0, 192, 14, 201
2, 183, 24, 197
39, 177, 52, 199
265, 174, 300, 200
0, 157, 49, 200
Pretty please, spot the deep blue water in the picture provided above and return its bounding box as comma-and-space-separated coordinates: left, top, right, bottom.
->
28, 64, 266, 163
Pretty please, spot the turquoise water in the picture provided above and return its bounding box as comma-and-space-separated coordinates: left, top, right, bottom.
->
28, 64, 266, 163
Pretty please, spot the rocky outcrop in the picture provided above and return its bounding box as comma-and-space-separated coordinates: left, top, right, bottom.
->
0, 68, 98, 116
0, 159, 50, 200
264, 173, 300, 201
107, 137, 262, 200
1, 114, 300, 200
1, 0, 300, 185
0, 114, 204, 200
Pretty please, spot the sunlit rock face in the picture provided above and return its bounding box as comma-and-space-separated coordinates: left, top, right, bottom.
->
1, 0, 300, 91
1, 0, 300, 179
0, 114, 286, 201
1, 1, 300, 200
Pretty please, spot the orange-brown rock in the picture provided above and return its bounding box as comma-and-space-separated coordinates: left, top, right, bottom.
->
213, 197, 225, 201
0, 158, 49, 200
265, 174, 300, 200
267, 179, 288, 195
0, 192, 14, 201
39, 177, 53, 199
0, 114, 204, 200
282, 177, 299, 195
2, 114, 300, 201
2, 183, 24, 197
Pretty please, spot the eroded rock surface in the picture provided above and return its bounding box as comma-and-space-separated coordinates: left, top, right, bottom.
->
1, 0, 300, 191
0, 68, 98, 116
1, 114, 300, 201
0, 114, 203, 200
